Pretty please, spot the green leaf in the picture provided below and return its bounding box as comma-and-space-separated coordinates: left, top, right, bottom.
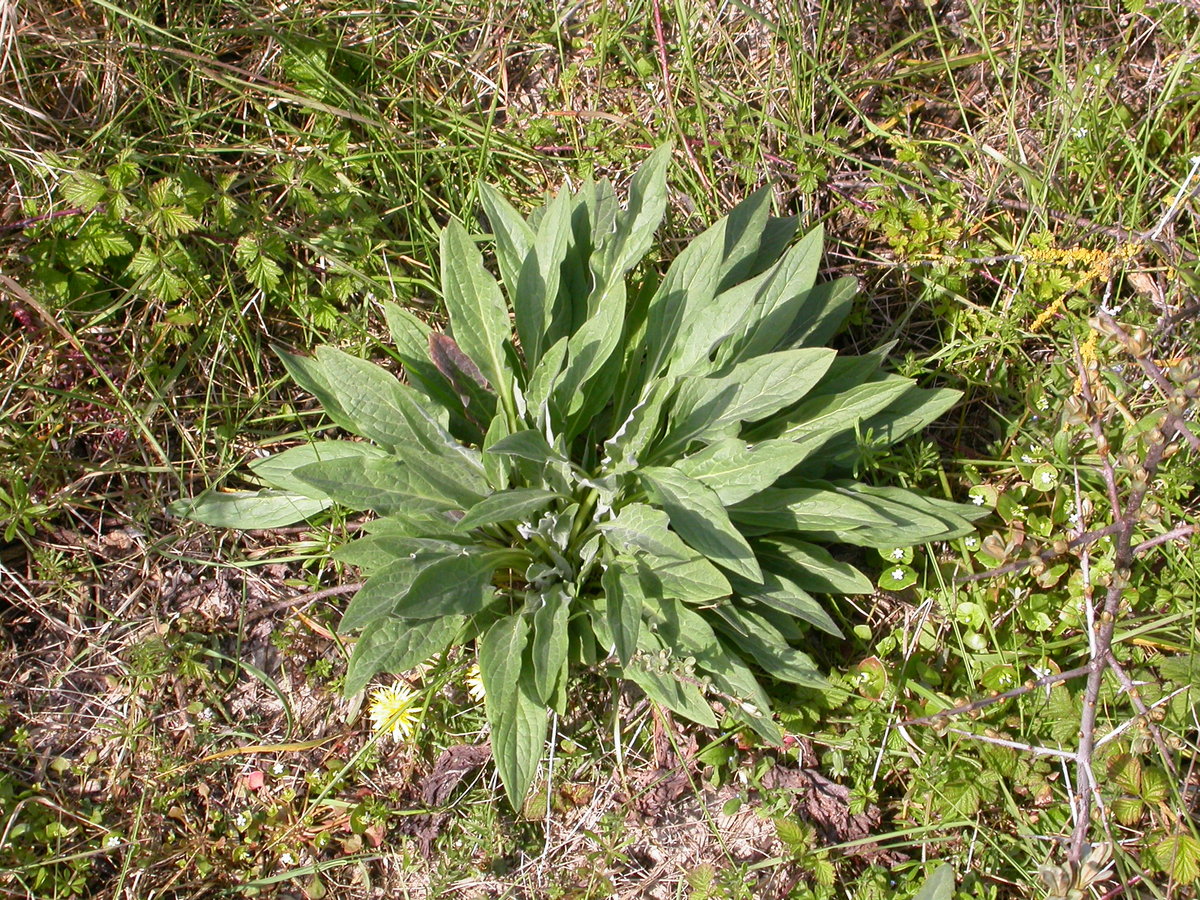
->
642, 594, 779, 741
344, 616, 463, 695
813, 483, 980, 546
440, 219, 515, 414
639, 189, 772, 384
1153, 833, 1200, 884
777, 274, 858, 351
672, 438, 820, 505
293, 455, 477, 513
729, 568, 842, 637
641, 467, 761, 582
278, 347, 446, 454
748, 375, 912, 445
658, 348, 836, 457
513, 187, 571, 366
531, 587, 571, 704
248, 441, 386, 497
391, 550, 522, 618
74, 221, 132, 265
877, 564, 917, 590
602, 561, 642, 666
339, 550, 451, 631
911, 864, 955, 900
383, 303, 484, 443
480, 616, 547, 809
752, 537, 873, 594
729, 485, 895, 533
626, 627, 718, 728
524, 336, 569, 421
478, 182, 535, 297
234, 235, 283, 291
170, 489, 330, 529
486, 429, 562, 465
334, 532, 465, 576
603, 378, 673, 474
710, 605, 826, 688
598, 143, 672, 278
457, 489, 560, 532
62, 171, 108, 210
712, 225, 826, 366
598, 503, 732, 602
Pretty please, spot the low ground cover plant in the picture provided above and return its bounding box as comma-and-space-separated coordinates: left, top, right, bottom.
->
175, 145, 985, 807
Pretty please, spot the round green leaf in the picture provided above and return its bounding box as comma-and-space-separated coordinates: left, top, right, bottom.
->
877, 564, 917, 591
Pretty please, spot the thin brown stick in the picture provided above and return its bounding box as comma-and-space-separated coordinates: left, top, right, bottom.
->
955, 521, 1124, 584
898, 662, 1096, 727
1133, 522, 1199, 556
243, 582, 362, 624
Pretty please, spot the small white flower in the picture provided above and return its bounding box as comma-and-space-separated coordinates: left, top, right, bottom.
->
964, 536, 979, 549
972, 494, 986, 506
235, 813, 248, 829
1021, 454, 1035, 463
890, 568, 905, 581
890, 548, 905, 560
1072, 125, 1089, 139
103, 834, 121, 849
272, 762, 285, 776
280, 851, 296, 866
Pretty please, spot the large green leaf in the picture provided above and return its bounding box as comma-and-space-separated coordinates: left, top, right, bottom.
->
603, 378, 673, 474
485, 429, 561, 465
383, 303, 483, 444
672, 438, 820, 505
294, 449, 485, 513
626, 626, 718, 728
643, 594, 781, 742
764, 377, 914, 446
753, 537, 873, 594
730, 568, 843, 637
334, 532, 466, 576
596, 143, 672, 279
714, 226, 826, 366
777, 275, 858, 351
658, 348, 835, 458
553, 277, 628, 427
480, 615, 547, 810
478, 182, 535, 296
440, 219, 515, 413
456, 489, 561, 532
639, 189, 773, 386
337, 540, 479, 630
248, 441, 386, 497
729, 485, 895, 533
602, 560, 643, 666
599, 503, 732, 602
710, 604, 827, 688
641, 467, 761, 582
344, 615, 464, 696
513, 188, 571, 367
169, 489, 330, 529
391, 550, 523, 618
277, 346, 446, 453
531, 586, 571, 704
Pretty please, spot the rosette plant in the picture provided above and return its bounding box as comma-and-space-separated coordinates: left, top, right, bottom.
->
174, 146, 984, 807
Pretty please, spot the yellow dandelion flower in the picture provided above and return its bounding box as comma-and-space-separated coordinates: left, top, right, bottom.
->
465, 663, 486, 703
368, 683, 423, 742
